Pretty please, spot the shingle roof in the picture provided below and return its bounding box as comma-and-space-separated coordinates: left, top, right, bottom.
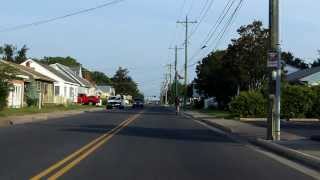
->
52, 63, 93, 88
286, 66, 320, 82
1, 60, 55, 82
40, 63, 78, 84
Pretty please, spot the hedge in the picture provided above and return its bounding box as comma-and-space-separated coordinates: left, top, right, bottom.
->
229, 90, 267, 118
0, 82, 9, 111
281, 85, 314, 119
229, 85, 320, 118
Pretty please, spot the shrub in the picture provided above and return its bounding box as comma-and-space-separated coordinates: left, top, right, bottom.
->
281, 85, 314, 119
307, 86, 320, 118
229, 91, 267, 118
26, 97, 38, 107
0, 82, 9, 111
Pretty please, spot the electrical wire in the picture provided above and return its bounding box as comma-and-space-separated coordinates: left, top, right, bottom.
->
188, 0, 244, 67
189, 0, 215, 39
0, 0, 125, 33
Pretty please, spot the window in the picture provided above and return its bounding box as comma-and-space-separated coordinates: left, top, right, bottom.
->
54, 86, 60, 96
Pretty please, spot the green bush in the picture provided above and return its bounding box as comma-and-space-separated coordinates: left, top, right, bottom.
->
229, 91, 267, 118
26, 97, 38, 107
307, 86, 320, 118
281, 85, 314, 119
0, 82, 9, 111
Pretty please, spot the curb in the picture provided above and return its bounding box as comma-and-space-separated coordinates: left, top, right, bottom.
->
2, 108, 103, 126
182, 112, 233, 133
251, 138, 320, 171
183, 111, 320, 171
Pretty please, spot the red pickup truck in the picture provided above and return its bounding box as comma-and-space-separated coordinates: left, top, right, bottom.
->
78, 94, 100, 105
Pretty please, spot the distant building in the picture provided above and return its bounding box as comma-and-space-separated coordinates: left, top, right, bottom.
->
96, 86, 115, 98
286, 66, 320, 86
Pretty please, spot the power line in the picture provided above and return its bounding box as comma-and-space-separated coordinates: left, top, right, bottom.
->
211, 0, 244, 50
0, 0, 125, 33
188, 0, 244, 67
187, 0, 236, 65
189, 0, 215, 39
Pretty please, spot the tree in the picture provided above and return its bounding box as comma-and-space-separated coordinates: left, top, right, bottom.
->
282, 51, 309, 69
89, 71, 111, 85
0, 63, 17, 110
195, 21, 270, 108
15, 45, 29, 64
3, 44, 16, 62
39, 56, 81, 67
111, 67, 140, 97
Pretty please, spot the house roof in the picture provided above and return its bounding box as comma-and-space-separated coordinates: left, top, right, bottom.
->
1, 60, 55, 82
52, 63, 93, 88
40, 63, 78, 84
286, 66, 320, 82
96, 85, 114, 93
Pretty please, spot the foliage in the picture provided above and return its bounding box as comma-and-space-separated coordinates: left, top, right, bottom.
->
0, 63, 17, 110
111, 67, 140, 98
281, 85, 314, 118
25, 82, 39, 107
195, 21, 269, 108
0, 44, 29, 64
15, 45, 29, 64
39, 56, 81, 67
89, 71, 111, 85
229, 90, 267, 118
308, 86, 320, 118
282, 52, 309, 69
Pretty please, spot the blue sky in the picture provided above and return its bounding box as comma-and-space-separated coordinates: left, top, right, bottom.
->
1, 0, 319, 96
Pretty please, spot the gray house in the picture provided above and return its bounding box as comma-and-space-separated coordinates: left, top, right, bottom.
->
286, 66, 320, 86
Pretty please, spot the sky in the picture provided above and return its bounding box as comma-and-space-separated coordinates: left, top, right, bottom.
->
0, 0, 319, 97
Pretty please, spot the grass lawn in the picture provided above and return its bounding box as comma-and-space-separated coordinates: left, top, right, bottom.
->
198, 109, 234, 119
0, 104, 101, 117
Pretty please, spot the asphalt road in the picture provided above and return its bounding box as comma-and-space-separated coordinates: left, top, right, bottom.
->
0, 106, 315, 180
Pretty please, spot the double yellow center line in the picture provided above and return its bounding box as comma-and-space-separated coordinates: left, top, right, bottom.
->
30, 112, 142, 180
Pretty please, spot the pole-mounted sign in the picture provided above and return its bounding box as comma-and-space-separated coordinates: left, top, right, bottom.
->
267, 52, 278, 68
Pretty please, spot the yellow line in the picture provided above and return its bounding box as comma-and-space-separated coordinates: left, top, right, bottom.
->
30, 113, 140, 180
47, 113, 141, 179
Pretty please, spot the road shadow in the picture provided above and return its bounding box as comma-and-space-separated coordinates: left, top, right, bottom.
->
61, 124, 235, 143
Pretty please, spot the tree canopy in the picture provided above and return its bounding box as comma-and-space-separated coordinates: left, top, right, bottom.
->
111, 67, 140, 97
0, 44, 28, 64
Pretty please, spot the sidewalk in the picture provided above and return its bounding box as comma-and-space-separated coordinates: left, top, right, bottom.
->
0, 108, 103, 127
184, 110, 320, 171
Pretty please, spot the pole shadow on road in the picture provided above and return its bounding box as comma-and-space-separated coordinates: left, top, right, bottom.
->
60, 124, 237, 144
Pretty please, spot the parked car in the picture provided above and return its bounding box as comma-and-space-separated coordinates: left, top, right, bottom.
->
77, 94, 88, 104
87, 96, 101, 105
106, 96, 124, 109
132, 98, 144, 108
78, 94, 101, 105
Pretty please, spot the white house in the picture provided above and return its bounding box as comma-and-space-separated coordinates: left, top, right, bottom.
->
50, 63, 95, 96
21, 59, 80, 104
96, 86, 115, 98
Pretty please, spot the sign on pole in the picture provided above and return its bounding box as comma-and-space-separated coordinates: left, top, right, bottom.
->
267, 52, 278, 68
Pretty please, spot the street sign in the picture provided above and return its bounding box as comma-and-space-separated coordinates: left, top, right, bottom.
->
267, 52, 278, 68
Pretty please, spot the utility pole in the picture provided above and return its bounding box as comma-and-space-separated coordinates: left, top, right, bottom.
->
177, 16, 197, 107
169, 45, 183, 98
267, 0, 281, 140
